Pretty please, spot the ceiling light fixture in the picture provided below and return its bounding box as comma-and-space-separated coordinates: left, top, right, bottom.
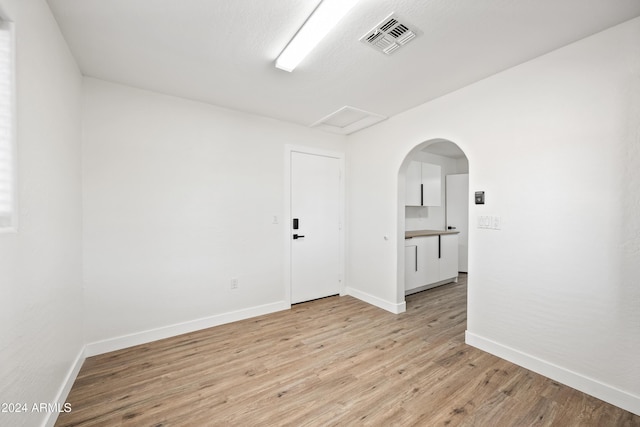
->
275, 0, 360, 72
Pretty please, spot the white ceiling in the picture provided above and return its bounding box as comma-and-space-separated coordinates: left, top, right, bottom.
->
423, 141, 466, 159
46, 0, 640, 132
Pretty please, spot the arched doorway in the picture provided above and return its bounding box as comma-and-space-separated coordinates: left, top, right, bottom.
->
397, 138, 469, 306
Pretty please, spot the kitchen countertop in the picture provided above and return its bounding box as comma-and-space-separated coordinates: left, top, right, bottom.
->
405, 229, 460, 239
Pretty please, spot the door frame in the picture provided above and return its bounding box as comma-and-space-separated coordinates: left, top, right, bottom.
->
284, 145, 346, 306
397, 139, 470, 307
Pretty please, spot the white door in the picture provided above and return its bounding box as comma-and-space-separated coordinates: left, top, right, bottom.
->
446, 174, 469, 273
291, 152, 341, 303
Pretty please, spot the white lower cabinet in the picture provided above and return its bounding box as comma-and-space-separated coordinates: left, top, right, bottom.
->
404, 234, 458, 293
439, 234, 459, 280
404, 244, 420, 290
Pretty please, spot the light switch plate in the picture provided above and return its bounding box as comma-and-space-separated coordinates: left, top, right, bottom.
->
478, 215, 501, 230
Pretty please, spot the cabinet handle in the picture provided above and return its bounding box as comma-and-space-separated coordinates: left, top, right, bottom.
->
420, 184, 423, 206
415, 246, 418, 272
438, 235, 441, 259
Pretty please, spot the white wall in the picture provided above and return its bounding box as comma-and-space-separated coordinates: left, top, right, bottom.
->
82, 78, 345, 350
1, 2, 637, 422
347, 17, 640, 414
0, 1, 84, 426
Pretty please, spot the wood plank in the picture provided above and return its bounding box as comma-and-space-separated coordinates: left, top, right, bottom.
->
55, 274, 640, 426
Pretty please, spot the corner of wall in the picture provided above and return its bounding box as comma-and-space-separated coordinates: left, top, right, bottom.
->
345, 286, 406, 314
42, 346, 86, 427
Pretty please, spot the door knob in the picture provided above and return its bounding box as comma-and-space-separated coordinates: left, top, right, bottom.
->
293, 234, 305, 240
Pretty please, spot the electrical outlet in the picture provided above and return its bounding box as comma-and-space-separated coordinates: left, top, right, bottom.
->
230, 278, 238, 289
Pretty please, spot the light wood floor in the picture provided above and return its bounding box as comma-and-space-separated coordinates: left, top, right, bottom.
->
56, 275, 640, 426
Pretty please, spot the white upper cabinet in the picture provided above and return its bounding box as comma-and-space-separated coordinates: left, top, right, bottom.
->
405, 161, 441, 206
421, 163, 441, 206
405, 161, 423, 206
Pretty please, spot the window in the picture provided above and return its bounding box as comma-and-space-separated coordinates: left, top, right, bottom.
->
0, 19, 15, 231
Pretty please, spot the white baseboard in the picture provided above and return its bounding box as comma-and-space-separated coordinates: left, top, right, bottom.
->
345, 287, 406, 314
465, 331, 640, 416
85, 301, 290, 356
43, 347, 86, 427
405, 276, 457, 296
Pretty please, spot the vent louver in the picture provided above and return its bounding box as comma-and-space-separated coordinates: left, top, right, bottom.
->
379, 18, 398, 32
359, 13, 419, 55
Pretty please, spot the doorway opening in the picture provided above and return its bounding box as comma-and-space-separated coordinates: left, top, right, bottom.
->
397, 139, 469, 307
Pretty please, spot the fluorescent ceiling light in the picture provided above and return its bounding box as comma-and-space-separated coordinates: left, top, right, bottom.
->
275, 0, 360, 72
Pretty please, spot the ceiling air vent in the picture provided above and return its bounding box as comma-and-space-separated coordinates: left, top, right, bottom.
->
360, 13, 419, 55
311, 106, 387, 135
